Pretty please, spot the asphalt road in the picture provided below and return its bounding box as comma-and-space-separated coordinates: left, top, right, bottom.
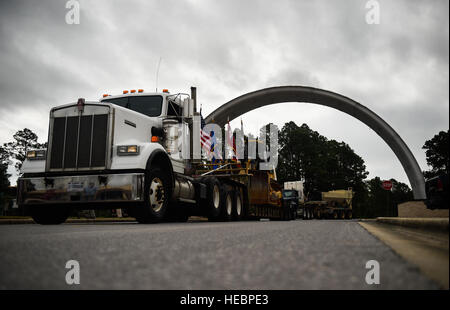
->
0, 220, 440, 289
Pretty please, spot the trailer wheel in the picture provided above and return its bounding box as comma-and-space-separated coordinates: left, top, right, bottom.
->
233, 189, 243, 221
205, 178, 222, 221
30, 205, 70, 225
346, 210, 353, 219
332, 210, 338, 219
281, 203, 290, 221
221, 188, 234, 221
135, 168, 170, 223
306, 208, 311, 220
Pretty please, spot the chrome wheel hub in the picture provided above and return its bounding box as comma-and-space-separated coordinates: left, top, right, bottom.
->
213, 185, 220, 209
226, 194, 232, 216
149, 177, 165, 212
236, 195, 242, 216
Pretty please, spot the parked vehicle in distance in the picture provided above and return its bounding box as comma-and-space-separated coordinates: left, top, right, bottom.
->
283, 181, 305, 219
282, 189, 299, 220
425, 173, 449, 210
302, 188, 354, 220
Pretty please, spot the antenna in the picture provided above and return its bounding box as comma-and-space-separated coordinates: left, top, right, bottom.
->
155, 57, 162, 92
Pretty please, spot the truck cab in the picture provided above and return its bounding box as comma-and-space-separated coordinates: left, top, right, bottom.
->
282, 189, 299, 219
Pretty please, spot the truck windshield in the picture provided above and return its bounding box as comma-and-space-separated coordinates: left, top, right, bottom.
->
105, 96, 163, 117
283, 191, 295, 198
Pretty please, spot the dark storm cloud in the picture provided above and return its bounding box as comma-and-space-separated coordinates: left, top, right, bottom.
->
0, 0, 448, 184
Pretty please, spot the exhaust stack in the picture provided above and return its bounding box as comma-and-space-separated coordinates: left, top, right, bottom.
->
190, 86, 197, 113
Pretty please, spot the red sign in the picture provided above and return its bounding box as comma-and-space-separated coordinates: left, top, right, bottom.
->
382, 180, 393, 191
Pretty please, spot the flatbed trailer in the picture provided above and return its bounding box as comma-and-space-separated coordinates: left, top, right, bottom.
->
301, 188, 353, 220
194, 160, 293, 221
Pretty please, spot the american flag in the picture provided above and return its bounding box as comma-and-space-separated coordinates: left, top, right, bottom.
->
200, 113, 221, 160
200, 128, 212, 157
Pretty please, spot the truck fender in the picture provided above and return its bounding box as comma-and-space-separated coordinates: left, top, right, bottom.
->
145, 149, 174, 195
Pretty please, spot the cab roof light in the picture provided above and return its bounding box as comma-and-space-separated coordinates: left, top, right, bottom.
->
138, 89, 144, 93
130, 89, 136, 93
123, 90, 129, 94
162, 89, 169, 93
102, 94, 109, 98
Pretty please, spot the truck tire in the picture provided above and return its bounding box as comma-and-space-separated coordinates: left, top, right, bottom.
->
281, 204, 290, 221
233, 189, 243, 221
205, 178, 222, 221
135, 168, 170, 224
316, 210, 322, 220
221, 187, 234, 221
306, 208, 311, 220
291, 205, 297, 220
346, 210, 353, 219
30, 205, 70, 225
332, 210, 338, 219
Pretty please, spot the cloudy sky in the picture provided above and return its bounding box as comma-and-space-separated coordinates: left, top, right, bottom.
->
0, 0, 448, 186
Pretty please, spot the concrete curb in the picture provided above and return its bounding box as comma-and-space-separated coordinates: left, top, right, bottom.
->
376, 217, 449, 233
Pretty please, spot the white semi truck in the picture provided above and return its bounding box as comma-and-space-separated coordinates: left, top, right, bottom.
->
17, 87, 293, 224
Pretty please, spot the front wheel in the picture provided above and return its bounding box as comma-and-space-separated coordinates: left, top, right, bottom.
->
134, 168, 170, 224
291, 206, 297, 220
30, 205, 70, 225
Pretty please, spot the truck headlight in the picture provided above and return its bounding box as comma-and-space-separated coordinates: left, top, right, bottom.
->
26, 150, 46, 160
117, 145, 140, 156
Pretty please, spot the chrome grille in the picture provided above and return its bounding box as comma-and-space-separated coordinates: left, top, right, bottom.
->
48, 114, 109, 170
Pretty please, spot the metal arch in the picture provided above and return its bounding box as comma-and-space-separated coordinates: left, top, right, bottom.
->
205, 86, 426, 200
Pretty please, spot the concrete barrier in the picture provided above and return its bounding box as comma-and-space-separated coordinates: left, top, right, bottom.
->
376, 217, 449, 232
398, 201, 449, 218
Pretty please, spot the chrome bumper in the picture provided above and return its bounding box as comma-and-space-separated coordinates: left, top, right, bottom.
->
18, 173, 145, 205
